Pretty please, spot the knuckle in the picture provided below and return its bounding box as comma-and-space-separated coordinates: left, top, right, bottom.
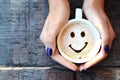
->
112, 31, 116, 40
39, 34, 44, 42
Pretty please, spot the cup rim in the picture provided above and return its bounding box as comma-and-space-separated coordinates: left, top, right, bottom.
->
57, 18, 101, 63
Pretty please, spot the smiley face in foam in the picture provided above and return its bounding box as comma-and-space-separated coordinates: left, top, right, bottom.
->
57, 8, 101, 63
69, 28, 88, 53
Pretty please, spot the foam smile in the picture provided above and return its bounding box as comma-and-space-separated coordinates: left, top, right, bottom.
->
69, 42, 88, 53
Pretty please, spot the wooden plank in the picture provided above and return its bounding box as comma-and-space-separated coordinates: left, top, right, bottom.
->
0, 0, 56, 66
0, 67, 119, 80
0, 67, 74, 80
77, 67, 120, 80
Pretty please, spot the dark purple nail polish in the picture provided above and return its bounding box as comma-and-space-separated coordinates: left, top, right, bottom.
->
46, 48, 52, 56
104, 45, 109, 53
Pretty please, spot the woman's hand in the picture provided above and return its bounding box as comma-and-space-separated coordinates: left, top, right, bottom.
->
40, 0, 79, 71
79, 0, 116, 71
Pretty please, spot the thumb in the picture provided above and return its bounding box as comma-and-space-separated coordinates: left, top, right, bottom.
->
79, 35, 110, 71
45, 38, 56, 57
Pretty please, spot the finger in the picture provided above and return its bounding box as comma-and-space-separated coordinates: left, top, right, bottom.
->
51, 50, 79, 71
79, 49, 108, 71
79, 37, 110, 71
40, 32, 56, 56
40, 18, 57, 56
106, 17, 116, 46
46, 48, 53, 57
45, 40, 56, 57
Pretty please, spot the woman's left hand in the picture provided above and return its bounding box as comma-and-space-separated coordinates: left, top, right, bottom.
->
79, 0, 116, 71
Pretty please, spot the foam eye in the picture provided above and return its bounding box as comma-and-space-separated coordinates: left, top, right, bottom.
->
81, 31, 85, 38
70, 32, 75, 38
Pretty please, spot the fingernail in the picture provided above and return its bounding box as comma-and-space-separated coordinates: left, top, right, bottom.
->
80, 65, 85, 72
46, 48, 53, 57
83, 67, 87, 71
104, 45, 110, 53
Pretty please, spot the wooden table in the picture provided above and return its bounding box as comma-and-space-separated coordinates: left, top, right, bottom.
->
0, 0, 120, 80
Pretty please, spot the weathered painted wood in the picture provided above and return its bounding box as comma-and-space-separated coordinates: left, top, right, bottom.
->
0, 67, 119, 80
0, 0, 58, 66
77, 67, 120, 80
0, 0, 120, 67
0, 67, 74, 80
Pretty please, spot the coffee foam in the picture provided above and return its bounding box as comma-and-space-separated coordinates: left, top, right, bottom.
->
57, 19, 100, 63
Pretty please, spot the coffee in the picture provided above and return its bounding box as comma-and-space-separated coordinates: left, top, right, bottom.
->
57, 8, 101, 63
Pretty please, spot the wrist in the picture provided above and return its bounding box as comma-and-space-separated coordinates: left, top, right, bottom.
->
42, 0, 70, 39
83, 0, 104, 10
43, 16, 69, 38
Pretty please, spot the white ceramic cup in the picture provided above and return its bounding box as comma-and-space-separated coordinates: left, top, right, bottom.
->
57, 8, 101, 63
